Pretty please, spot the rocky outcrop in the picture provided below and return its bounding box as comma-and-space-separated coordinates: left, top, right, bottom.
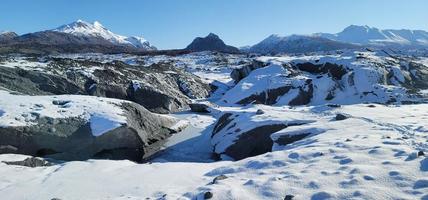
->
0, 97, 184, 162
186, 33, 240, 54
210, 108, 313, 160
221, 51, 427, 107
2, 157, 52, 167
0, 57, 211, 113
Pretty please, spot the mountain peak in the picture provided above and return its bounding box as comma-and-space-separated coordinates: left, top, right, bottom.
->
206, 33, 220, 39
186, 33, 240, 53
52, 20, 156, 50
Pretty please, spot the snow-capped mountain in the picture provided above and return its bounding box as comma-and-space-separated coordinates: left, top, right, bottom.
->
53, 20, 156, 50
0, 31, 18, 41
248, 34, 357, 54
316, 25, 428, 47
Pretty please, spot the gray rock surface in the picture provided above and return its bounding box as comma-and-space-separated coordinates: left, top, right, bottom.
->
0, 57, 211, 113
0, 101, 184, 162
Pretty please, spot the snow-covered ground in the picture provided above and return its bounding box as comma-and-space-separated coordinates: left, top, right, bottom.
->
1, 103, 427, 199
152, 112, 216, 163
1, 51, 428, 199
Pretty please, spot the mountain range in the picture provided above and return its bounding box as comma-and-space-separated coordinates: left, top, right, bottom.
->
1, 21, 428, 54
248, 25, 428, 54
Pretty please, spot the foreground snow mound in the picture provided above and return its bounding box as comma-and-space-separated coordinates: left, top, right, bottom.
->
221, 50, 428, 106
1, 104, 427, 199
0, 90, 186, 161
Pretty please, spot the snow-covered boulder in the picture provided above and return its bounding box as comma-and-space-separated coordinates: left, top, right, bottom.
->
211, 105, 316, 160
220, 51, 427, 106
0, 90, 186, 162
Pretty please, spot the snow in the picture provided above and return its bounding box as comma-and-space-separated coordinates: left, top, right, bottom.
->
53, 20, 156, 50
316, 25, 428, 46
152, 112, 216, 163
0, 90, 126, 136
1, 103, 428, 199
219, 50, 422, 106
89, 115, 124, 137
1, 51, 428, 199
0, 56, 49, 71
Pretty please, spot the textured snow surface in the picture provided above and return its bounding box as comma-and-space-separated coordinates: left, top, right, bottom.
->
1, 104, 428, 199
0, 90, 127, 136
1, 51, 428, 199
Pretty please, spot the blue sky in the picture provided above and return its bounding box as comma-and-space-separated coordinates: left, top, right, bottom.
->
1, 0, 427, 49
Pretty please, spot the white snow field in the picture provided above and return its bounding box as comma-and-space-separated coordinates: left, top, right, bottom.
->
0, 51, 428, 200
1, 103, 427, 199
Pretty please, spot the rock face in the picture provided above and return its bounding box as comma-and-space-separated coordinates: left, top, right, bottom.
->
210, 107, 314, 160
0, 92, 184, 162
221, 50, 428, 107
0, 56, 211, 114
186, 33, 240, 54
2, 157, 52, 167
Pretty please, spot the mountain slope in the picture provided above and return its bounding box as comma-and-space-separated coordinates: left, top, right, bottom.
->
53, 20, 156, 50
316, 25, 428, 47
186, 33, 240, 53
0, 31, 18, 41
249, 34, 358, 54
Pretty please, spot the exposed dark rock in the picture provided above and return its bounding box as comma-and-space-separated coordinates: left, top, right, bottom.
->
0, 101, 183, 162
186, 33, 240, 54
2, 157, 52, 167
295, 62, 348, 80
212, 175, 228, 184
212, 113, 234, 136
230, 60, 268, 83
0, 58, 211, 114
335, 113, 348, 121
256, 109, 265, 115
203, 191, 213, 199
418, 151, 425, 157
275, 133, 311, 146
284, 195, 295, 200
223, 124, 288, 160
237, 86, 292, 105
189, 102, 211, 113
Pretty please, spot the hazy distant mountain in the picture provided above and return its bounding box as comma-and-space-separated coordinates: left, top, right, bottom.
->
249, 34, 357, 54
316, 25, 428, 47
186, 33, 240, 53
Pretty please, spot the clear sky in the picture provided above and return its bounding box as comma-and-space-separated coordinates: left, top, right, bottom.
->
1, 0, 427, 49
